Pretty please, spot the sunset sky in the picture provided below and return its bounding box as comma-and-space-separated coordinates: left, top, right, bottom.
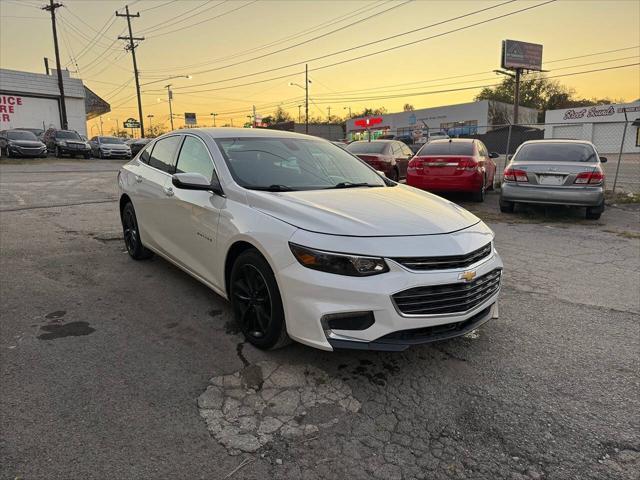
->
1, 0, 638, 133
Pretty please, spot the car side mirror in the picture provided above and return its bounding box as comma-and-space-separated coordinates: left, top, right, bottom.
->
172, 172, 224, 196
489, 152, 500, 159
599, 156, 608, 163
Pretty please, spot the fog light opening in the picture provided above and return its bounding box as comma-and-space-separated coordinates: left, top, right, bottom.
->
321, 311, 375, 336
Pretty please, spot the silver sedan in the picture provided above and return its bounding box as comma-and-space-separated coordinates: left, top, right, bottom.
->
499, 140, 607, 219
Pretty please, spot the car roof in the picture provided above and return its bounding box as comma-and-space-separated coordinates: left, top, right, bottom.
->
173, 127, 324, 141
350, 139, 394, 144
428, 138, 474, 144
520, 139, 595, 146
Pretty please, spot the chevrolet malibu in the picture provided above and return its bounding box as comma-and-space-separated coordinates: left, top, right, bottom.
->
117, 129, 503, 351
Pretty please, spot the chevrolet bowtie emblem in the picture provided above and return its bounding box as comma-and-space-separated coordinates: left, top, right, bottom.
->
459, 270, 477, 282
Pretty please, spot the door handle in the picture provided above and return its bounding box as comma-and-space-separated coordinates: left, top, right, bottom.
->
135, 174, 143, 183
163, 186, 174, 197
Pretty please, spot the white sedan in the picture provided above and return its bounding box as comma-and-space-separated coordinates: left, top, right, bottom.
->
117, 128, 503, 351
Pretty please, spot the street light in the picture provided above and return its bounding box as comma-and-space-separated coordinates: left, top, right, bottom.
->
210, 112, 217, 127
147, 114, 154, 131
139, 74, 192, 86
288, 64, 311, 134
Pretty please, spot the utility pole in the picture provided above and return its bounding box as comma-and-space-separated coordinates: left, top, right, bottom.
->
117, 5, 145, 137
147, 114, 154, 132
327, 106, 331, 122
344, 106, 352, 118
42, 1, 68, 129
253, 105, 257, 128
305, 63, 309, 134
99, 116, 103, 135
210, 113, 217, 127
297, 105, 301, 123
165, 84, 174, 130
513, 68, 521, 125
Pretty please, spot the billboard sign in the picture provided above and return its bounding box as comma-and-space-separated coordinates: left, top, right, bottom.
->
123, 118, 140, 128
501, 40, 543, 71
184, 112, 197, 125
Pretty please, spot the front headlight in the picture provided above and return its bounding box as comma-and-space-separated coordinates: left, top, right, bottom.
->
289, 243, 389, 277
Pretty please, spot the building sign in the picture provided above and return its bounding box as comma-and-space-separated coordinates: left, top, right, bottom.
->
123, 118, 140, 128
354, 117, 383, 128
0, 94, 62, 130
501, 40, 543, 71
185, 112, 197, 125
563, 105, 615, 120
0, 95, 23, 122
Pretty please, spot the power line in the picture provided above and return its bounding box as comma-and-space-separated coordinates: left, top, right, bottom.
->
138, 0, 174, 12
138, 0, 218, 34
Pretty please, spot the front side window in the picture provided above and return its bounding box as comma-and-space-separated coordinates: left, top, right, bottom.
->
55, 131, 81, 140
216, 137, 386, 191
176, 136, 215, 181
148, 136, 181, 173
515, 143, 597, 162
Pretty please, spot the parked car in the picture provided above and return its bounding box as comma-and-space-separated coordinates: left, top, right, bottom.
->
43, 128, 91, 158
346, 140, 414, 181
427, 131, 450, 142
117, 129, 503, 351
407, 139, 498, 202
126, 137, 152, 156
89, 136, 132, 159
0, 129, 47, 158
499, 140, 606, 219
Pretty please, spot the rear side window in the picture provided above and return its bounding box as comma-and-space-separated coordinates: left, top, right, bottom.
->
148, 136, 182, 173
515, 143, 597, 162
175, 136, 215, 181
138, 143, 153, 164
417, 141, 474, 156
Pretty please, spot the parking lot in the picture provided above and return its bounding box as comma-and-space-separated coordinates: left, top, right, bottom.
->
1, 158, 638, 480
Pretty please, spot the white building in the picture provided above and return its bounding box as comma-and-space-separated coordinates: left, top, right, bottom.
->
544, 101, 640, 154
0, 68, 108, 136
345, 100, 539, 141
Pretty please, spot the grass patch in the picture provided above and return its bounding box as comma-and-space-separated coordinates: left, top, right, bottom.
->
601, 229, 640, 239
605, 191, 640, 204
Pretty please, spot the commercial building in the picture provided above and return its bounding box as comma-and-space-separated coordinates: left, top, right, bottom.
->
345, 100, 539, 141
0, 68, 109, 136
544, 101, 640, 154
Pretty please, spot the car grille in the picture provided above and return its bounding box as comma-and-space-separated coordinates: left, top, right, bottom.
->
392, 268, 502, 315
391, 242, 492, 271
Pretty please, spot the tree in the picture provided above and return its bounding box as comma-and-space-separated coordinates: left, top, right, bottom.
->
146, 124, 167, 138
403, 103, 415, 111
273, 106, 292, 123
353, 106, 387, 117
112, 128, 129, 138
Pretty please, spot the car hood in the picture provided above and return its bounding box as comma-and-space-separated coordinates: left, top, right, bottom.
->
10, 140, 44, 147
247, 184, 480, 236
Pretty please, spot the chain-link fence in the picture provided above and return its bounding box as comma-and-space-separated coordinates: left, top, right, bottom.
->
452, 121, 640, 192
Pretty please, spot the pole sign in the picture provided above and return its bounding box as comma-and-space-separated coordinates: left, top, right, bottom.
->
184, 112, 197, 126
501, 40, 543, 71
354, 117, 383, 128
123, 118, 140, 128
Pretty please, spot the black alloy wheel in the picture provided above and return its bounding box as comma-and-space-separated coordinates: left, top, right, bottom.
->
230, 250, 290, 350
121, 202, 153, 260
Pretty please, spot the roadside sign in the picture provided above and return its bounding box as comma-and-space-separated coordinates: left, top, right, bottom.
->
184, 112, 197, 126
501, 40, 543, 71
123, 118, 140, 128
354, 117, 383, 128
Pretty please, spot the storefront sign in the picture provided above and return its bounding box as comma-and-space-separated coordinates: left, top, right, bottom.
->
563, 106, 615, 120
354, 117, 383, 128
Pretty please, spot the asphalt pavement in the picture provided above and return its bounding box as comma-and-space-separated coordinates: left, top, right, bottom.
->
1, 159, 638, 480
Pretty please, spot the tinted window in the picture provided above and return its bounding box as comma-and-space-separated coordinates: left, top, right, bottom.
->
7, 130, 37, 140
176, 136, 215, 181
99, 136, 124, 144
347, 141, 387, 154
515, 143, 598, 162
417, 141, 474, 156
216, 137, 386, 191
55, 131, 81, 140
138, 143, 152, 163
148, 136, 181, 172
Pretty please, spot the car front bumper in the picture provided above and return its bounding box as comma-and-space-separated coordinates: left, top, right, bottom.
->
58, 146, 91, 155
501, 182, 604, 207
99, 149, 131, 158
8, 145, 47, 157
277, 234, 503, 351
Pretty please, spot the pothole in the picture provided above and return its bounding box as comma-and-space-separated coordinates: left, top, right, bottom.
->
197, 361, 361, 455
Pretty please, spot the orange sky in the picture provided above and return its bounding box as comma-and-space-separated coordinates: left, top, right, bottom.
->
1, 0, 639, 134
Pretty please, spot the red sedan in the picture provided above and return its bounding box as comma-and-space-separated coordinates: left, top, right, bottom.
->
346, 140, 414, 182
406, 139, 499, 202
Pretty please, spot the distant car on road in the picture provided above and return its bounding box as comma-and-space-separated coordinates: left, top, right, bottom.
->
43, 128, 91, 158
499, 139, 606, 219
407, 138, 498, 202
89, 136, 132, 159
126, 137, 152, 156
346, 139, 414, 181
0, 129, 47, 158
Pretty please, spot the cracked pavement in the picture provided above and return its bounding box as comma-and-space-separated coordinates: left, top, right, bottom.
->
1, 160, 638, 479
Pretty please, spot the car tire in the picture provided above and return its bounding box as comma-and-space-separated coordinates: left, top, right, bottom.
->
84, 153, 91, 159
585, 203, 603, 220
472, 176, 486, 202
388, 167, 399, 182
121, 202, 153, 260
230, 249, 291, 350
499, 197, 515, 213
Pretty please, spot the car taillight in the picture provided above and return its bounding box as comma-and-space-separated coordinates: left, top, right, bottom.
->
456, 157, 478, 171
503, 168, 528, 182
408, 157, 424, 172
574, 169, 604, 184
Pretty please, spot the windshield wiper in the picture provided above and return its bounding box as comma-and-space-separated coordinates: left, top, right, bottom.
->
246, 184, 296, 192
331, 181, 382, 189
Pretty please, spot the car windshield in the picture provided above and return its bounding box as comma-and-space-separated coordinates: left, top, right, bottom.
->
515, 143, 598, 162
99, 136, 124, 144
216, 137, 386, 191
7, 130, 37, 140
346, 142, 387, 154
418, 141, 473, 155
55, 131, 81, 140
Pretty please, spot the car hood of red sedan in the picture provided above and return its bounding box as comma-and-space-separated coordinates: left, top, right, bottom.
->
247, 184, 480, 237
